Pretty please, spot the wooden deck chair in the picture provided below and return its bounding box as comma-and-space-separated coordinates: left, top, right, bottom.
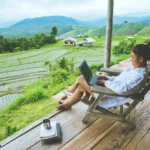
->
81, 67, 150, 129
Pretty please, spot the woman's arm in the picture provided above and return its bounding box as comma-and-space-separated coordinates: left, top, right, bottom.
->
104, 75, 144, 94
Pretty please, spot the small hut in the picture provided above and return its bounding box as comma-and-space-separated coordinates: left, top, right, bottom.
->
83, 37, 95, 46
77, 34, 83, 38
126, 36, 133, 41
63, 37, 77, 46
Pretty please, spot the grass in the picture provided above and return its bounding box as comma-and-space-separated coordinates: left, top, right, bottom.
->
0, 73, 77, 141
0, 98, 57, 141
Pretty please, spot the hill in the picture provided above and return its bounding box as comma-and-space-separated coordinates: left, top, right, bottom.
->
113, 22, 145, 35
85, 26, 106, 37
0, 16, 84, 38
81, 22, 146, 37
0, 24, 75, 38
59, 26, 91, 38
137, 25, 150, 35
11, 16, 81, 28
0, 15, 150, 38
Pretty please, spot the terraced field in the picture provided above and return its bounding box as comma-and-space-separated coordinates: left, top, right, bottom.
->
0, 42, 106, 109
0, 94, 23, 109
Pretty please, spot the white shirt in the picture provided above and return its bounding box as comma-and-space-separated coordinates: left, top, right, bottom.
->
98, 67, 148, 109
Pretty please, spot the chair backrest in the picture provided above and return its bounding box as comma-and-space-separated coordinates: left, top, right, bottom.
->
148, 67, 150, 79
139, 67, 150, 99
139, 81, 150, 96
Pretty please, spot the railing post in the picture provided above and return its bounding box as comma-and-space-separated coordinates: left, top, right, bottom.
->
104, 0, 114, 68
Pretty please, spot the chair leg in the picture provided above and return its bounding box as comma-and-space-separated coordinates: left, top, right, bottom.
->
82, 113, 91, 123
120, 105, 123, 115
82, 94, 104, 123
120, 119, 136, 129
82, 112, 98, 123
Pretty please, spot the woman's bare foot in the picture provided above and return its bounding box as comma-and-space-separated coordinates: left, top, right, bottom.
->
61, 91, 73, 101
61, 94, 67, 100
56, 101, 71, 110
59, 99, 68, 104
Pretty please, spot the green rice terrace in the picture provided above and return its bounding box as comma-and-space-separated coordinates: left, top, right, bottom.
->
0, 35, 149, 141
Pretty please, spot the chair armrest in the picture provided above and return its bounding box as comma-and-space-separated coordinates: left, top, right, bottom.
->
92, 86, 143, 100
100, 68, 123, 76
92, 86, 119, 95
92, 86, 129, 97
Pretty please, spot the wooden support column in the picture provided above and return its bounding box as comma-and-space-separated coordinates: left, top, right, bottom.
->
104, 0, 114, 68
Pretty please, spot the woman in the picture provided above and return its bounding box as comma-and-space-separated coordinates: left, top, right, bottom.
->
56, 44, 150, 110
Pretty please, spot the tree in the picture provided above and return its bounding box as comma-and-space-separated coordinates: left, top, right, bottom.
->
49, 26, 58, 44
50, 26, 58, 37
112, 39, 136, 56
19, 37, 29, 50
39, 33, 47, 45
0, 35, 6, 52
0, 46, 4, 53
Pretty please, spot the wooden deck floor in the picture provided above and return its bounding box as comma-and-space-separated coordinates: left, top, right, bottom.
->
1, 59, 150, 150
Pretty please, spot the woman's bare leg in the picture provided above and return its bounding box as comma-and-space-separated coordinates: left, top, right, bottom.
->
65, 75, 83, 93
77, 75, 94, 97
66, 75, 94, 96
61, 76, 83, 100
57, 85, 89, 109
60, 75, 94, 101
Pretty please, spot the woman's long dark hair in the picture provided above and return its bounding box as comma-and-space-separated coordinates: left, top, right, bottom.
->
131, 44, 150, 61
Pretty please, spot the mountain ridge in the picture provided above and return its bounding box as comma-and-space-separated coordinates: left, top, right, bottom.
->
0, 15, 150, 38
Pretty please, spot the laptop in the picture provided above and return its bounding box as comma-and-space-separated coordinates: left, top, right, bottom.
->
79, 60, 99, 86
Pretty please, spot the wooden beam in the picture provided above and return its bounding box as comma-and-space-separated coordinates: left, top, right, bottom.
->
104, 0, 114, 68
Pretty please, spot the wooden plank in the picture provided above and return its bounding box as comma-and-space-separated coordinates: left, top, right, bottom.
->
29, 110, 89, 150
28, 109, 93, 150
59, 94, 150, 150
92, 98, 150, 150
1, 102, 88, 150
59, 119, 116, 150
92, 122, 129, 150
92, 86, 118, 95
123, 118, 150, 150
135, 93, 150, 115
134, 130, 150, 150
111, 59, 132, 70
100, 68, 122, 75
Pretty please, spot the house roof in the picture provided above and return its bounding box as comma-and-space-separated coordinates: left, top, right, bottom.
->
77, 34, 83, 37
84, 37, 95, 43
63, 37, 77, 42
76, 41, 84, 45
126, 36, 133, 39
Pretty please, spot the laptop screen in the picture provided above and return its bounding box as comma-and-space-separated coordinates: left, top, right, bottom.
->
79, 60, 93, 83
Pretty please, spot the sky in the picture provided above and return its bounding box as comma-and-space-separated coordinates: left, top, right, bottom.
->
0, 0, 150, 27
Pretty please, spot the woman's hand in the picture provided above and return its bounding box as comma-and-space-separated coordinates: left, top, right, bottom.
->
96, 79, 106, 86
98, 76, 108, 80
